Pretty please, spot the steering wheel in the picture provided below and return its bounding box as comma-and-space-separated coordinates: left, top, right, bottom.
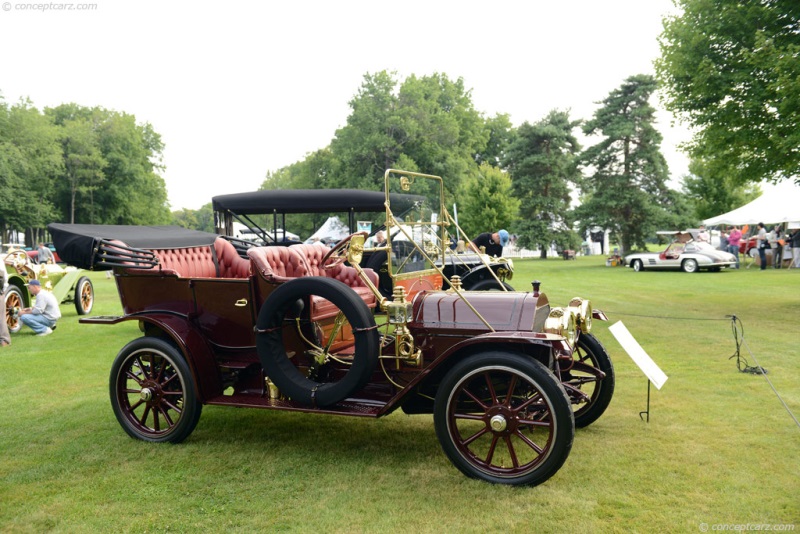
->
322, 231, 368, 270
5, 250, 29, 267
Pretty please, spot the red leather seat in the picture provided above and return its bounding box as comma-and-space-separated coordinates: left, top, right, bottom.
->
149, 246, 217, 278
247, 246, 308, 282
214, 239, 252, 278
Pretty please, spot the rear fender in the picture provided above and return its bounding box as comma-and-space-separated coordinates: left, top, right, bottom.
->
82, 313, 220, 402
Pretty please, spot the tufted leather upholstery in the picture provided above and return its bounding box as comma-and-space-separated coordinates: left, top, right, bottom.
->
150, 246, 217, 278
214, 239, 252, 278
247, 246, 308, 282
289, 244, 379, 288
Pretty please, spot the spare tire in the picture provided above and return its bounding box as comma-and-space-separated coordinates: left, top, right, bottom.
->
255, 277, 379, 407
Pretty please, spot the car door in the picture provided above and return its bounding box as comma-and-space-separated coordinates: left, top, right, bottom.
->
191, 278, 255, 348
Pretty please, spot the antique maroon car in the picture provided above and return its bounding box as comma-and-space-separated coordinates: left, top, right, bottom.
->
50, 169, 614, 486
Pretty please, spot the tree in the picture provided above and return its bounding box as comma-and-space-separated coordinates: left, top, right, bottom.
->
329, 71, 490, 196
396, 73, 488, 196
59, 118, 106, 223
503, 110, 582, 257
680, 158, 760, 221
576, 75, 671, 255
47, 105, 170, 225
457, 163, 519, 240
329, 71, 407, 190
0, 98, 62, 244
657, 0, 800, 185
475, 113, 515, 168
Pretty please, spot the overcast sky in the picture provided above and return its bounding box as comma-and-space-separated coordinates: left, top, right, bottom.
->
1, 0, 692, 210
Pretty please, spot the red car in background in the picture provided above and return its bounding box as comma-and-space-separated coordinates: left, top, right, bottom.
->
25, 243, 62, 264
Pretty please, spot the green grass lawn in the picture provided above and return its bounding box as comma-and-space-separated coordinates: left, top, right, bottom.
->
1, 258, 798, 533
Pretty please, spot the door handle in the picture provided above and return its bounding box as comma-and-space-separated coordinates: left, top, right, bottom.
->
235, 299, 248, 307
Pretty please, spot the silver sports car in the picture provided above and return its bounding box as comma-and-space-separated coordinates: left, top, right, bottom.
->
625, 232, 737, 273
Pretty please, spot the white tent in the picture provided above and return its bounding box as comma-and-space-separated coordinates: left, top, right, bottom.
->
703, 181, 800, 226
305, 216, 349, 244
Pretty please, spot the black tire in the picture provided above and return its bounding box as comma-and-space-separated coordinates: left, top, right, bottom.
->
631, 259, 644, 272
682, 258, 699, 273
562, 333, 615, 428
5, 285, 24, 334
73, 276, 94, 315
434, 351, 574, 486
467, 279, 515, 291
255, 277, 379, 407
109, 337, 202, 443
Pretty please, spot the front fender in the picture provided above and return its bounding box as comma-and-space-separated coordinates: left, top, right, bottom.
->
382, 331, 570, 415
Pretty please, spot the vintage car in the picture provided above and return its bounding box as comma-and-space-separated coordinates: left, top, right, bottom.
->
3, 246, 94, 333
625, 231, 737, 273
211, 188, 515, 294
49, 169, 615, 487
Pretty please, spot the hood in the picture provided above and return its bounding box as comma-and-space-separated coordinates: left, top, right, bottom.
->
410, 290, 546, 332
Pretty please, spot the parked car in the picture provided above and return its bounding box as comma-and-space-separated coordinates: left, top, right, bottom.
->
50, 169, 615, 487
625, 231, 737, 273
3, 246, 94, 333
211, 188, 515, 295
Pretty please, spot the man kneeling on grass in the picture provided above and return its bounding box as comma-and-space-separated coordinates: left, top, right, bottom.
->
19, 279, 61, 336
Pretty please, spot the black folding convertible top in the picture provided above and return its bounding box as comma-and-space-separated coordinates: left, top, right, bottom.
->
212, 189, 423, 214
48, 223, 219, 270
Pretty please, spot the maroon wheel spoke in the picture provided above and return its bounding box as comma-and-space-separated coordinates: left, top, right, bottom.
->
461, 387, 490, 410
482, 372, 499, 405
504, 436, 520, 468
157, 406, 175, 428
517, 417, 551, 429
460, 426, 490, 447
139, 405, 152, 428
135, 356, 150, 379
484, 435, 500, 465
514, 391, 543, 413
561, 383, 591, 402
453, 412, 484, 422
503, 374, 519, 406
162, 399, 182, 415
513, 428, 545, 455
129, 398, 145, 411
161, 373, 178, 388
566, 375, 598, 386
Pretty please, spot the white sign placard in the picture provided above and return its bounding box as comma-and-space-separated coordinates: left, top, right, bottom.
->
608, 321, 668, 390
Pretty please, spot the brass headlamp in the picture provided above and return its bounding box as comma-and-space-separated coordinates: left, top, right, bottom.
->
544, 307, 578, 346
567, 297, 593, 334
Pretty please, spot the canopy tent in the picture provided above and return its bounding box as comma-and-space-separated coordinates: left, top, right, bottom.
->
703, 181, 800, 226
304, 216, 350, 244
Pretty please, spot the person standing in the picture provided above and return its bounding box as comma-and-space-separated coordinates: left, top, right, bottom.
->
726, 226, 742, 269
36, 243, 55, 264
470, 229, 510, 257
18, 279, 60, 336
756, 222, 769, 270
790, 227, 800, 268
0, 269, 10, 347
769, 224, 783, 268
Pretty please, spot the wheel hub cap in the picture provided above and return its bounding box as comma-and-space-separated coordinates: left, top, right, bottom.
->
140, 387, 153, 401
490, 414, 507, 432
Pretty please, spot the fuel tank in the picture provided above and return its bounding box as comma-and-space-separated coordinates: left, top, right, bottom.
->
409, 290, 549, 333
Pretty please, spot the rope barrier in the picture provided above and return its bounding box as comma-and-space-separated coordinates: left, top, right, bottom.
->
606, 310, 800, 431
